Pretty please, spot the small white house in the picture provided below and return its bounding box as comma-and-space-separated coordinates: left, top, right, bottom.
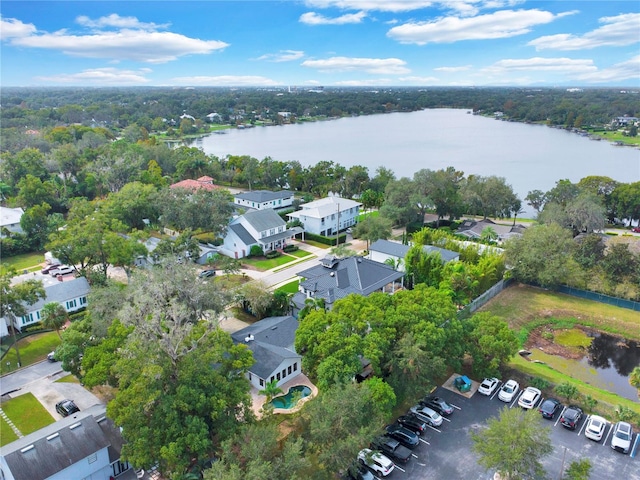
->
0, 277, 90, 337
234, 190, 294, 211
369, 239, 460, 271
287, 195, 361, 236
0, 207, 24, 237
231, 316, 301, 389
221, 209, 302, 259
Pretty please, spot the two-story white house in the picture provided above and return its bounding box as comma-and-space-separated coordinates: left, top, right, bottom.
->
0, 277, 90, 338
287, 195, 361, 237
221, 209, 303, 259
0, 405, 132, 480
234, 190, 294, 211
0, 207, 25, 238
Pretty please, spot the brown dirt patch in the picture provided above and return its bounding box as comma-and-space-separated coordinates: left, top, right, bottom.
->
524, 326, 586, 360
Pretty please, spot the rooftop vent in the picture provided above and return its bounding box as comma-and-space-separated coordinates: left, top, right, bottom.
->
46, 433, 60, 441
69, 422, 82, 430
244, 334, 254, 343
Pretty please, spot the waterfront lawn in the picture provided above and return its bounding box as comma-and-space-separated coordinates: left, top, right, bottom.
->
1, 331, 61, 375
479, 283, 640, 341
0, 393, 55, 444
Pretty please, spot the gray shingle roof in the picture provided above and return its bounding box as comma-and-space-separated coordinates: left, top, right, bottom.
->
26, 277, 90, 313
235, 190, 293, 203
369, 239, 459, 263
294, 256, 404, 309
241, 208, 286, 232
1, 405, 122, 480
231, 316, 300, 380
229, 223, 256, 245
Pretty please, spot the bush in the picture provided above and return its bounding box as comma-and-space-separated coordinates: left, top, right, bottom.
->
529, 377, 550, 390
283, 245, 298, 253
249, 245, 264, 257
265, 250, 281, 259
303, 232, 347, 246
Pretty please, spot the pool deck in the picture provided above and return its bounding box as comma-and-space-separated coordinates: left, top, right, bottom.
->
250, 373, 318, 418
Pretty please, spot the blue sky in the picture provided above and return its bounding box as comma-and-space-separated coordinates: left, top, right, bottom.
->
1, 1, 639, 87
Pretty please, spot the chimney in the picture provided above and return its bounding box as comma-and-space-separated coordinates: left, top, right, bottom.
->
244, 334, 254, 343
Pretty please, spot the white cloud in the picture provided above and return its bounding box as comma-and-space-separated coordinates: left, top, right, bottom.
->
482, 57, 597, 75
387, 9, 568, 44
334, 78, 394, 86
0, 18, 37, 40
75, 14, 168, 30
10, 30, 228, 63
528, 13, 640, 51
302, 56, 410, 74
34, 67, 151, 85
398, 75, 440, 83
300, 11, 367, 25
435, 65, 472, 72
255, 50, 305, 62
170, 75, 282, 86
305, 1, 524, 15
576, 55, 640, 83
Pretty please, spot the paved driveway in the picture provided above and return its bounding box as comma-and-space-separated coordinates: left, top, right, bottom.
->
365, 383, 639, 480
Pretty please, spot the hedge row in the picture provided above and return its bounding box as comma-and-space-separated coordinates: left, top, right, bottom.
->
302, 232, 347, 246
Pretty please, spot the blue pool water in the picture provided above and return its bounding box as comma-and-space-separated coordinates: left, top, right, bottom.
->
270, 385, 311, 409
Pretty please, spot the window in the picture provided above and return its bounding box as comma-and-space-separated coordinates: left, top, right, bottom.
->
259, 379, 264, 387
270, 376, 275, 383
270, 229, 275, 235
36, 311, 40, 320
66, 299, 77, 310
88, 453, 97, 464
331, 214, 335, 220
288, 365, 292, 375
282, 368, 286, 379
293, 363, 298, 371
277, 372, 281, 381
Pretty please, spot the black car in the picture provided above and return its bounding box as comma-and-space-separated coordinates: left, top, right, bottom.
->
199, 269, 216, 278
420, 395, 454, 416
397, 414, 427, 435
385, 424, 419, 449
560, 405, 583, 430
370, 436, 412, 464
55, 399, 80, 417
538, 398, 561, 419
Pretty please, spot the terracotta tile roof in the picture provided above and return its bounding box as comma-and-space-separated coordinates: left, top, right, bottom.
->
170, 178, 219, 191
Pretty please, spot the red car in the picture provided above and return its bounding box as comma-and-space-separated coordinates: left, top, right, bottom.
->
632, 227, 640, 233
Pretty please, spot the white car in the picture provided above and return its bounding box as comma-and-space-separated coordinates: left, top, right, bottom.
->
611, 421, 633, 454
497, 379, 519, 403
409, 405, 443, 427
517, 387, 541, 409
358, 448, 395, 477
584, 415, 607, 442
49, 265, 74, 277
478, 377, 500, 396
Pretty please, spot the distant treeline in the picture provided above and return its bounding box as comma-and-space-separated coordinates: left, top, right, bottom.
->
1, 86, 639, 132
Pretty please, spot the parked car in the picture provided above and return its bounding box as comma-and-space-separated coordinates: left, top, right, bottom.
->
497, 379, 519, 403
199, 269, 216, 278
538, 398, 561, 419
560, 405, 583, 430
409, 405, 443, 427
632, 227, 640, 233
420, 395, 454, 416
345, 465, 375, 480
385, 424, 419, 449
55, 399, 80, 417
610, 421, 633, 453
584, 415, 608, 442
49, 265, 74, 277
396, 414, 427, 435
357, 448, 394, 477
517, 387, 541, 409
47, 351, 58, 362
41, 263, 61, 274
478, 377, 500, 396
370, 436, 412, 464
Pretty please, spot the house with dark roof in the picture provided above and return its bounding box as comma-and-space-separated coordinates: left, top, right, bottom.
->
221, 209, 303, 259
0, 404, 133, 480
0, 277, 90, 338
369, 239, 459, 271
291, 256, 405, 315
231, 316, 301, 389
456, 218, 526, 243
169, 176, 219, 192
234, 190, 294, 211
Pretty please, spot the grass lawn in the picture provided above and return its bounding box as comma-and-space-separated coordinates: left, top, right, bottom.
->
299, 240, 330, 249
275, 280, 300, 294
55, 374, 81, 384
0, 422, 19, 446
1, 331, 62, 375
242, 254, 296, 271
287, 249, 313, 259
589, 130, 640, 146
0, 393, 55, 445
358, 210, 379, 221
0, 251, 45, 275
479, 283, 640, 341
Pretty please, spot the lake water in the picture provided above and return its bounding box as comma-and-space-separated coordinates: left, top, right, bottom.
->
194, 109, 640, 217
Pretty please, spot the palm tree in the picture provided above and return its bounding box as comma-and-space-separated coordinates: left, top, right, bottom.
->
480, 226, 498, 243
258, 379, 283, 403
630, 366, 640, 396
40, 302, 68, 339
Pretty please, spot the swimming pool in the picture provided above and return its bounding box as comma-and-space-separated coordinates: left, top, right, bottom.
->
270, 385, 312, 409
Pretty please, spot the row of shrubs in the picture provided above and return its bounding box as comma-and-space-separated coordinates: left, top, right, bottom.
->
300, 232, 347, 246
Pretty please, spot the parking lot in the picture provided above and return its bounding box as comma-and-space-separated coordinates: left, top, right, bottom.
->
363, 380, 639, 480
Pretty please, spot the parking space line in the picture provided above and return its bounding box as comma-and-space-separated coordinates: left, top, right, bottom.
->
631, 433, 640, 458
419, 438, 430, 445
427, 425, 441, 433
577, 415, 589, 436
602, 424, 613, 446
509, 392, 522, 408
393, 464, 406, 473
555, 406, 567, 427
442, 417, 451, 422
411, 453, 419, 458
450, 403, 462, 410
489, 383, 502, 400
